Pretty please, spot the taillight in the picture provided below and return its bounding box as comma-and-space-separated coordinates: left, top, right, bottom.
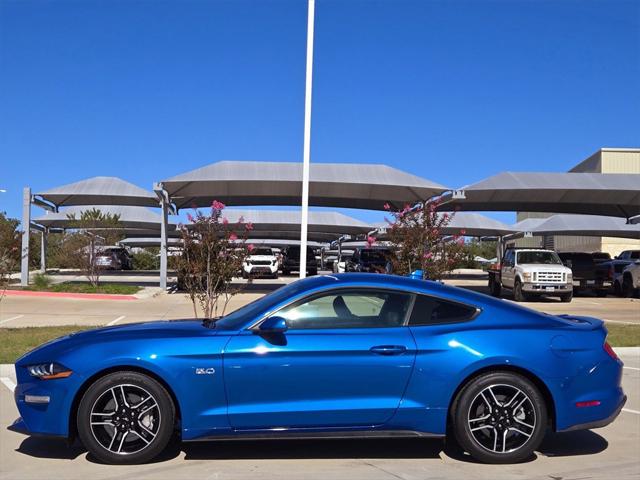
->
576, 400, 601, 408
604, 341, 619, 361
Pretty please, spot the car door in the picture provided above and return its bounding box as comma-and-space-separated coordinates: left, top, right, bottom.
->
223, 288, 417, 430
501, 250, 515, 287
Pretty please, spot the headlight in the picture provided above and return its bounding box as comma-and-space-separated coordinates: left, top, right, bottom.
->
27, 362, 72, 380
522, 272, 532, 281
567, 273, 573, 282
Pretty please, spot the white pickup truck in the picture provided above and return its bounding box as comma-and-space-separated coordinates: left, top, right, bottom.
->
488, 248, 574, 302
621, 262, 640, 297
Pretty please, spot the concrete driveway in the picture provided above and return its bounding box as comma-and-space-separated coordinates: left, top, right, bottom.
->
0, 351, 638, 480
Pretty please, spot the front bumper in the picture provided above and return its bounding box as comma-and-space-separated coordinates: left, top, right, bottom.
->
522, 283, 572, 294
243, 264, 278, 276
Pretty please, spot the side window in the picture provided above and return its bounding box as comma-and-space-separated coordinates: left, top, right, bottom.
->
408, 294, 477, 326
276, 289, 412, 330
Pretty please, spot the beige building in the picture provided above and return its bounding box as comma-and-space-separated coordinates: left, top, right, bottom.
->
516, 148, 640, 256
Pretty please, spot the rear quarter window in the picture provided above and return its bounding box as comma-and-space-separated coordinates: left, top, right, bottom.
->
409, 294, 478, 326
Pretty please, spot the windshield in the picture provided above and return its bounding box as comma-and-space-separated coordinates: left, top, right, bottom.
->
517, 251, 562, 265
213, 275, 335, 330
251, 248, 273, 256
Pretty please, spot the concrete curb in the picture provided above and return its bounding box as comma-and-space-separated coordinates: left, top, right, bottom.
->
3, 290, 137, 301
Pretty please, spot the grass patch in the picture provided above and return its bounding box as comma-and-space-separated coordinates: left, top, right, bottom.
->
23, 283, 141, 295
605, 323, 640, 347
0, 326, 92, 363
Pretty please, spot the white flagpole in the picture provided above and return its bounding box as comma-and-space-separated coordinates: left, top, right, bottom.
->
299, 0, 315, 279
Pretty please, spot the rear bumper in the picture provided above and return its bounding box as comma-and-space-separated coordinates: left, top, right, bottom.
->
559, 395, 626, 432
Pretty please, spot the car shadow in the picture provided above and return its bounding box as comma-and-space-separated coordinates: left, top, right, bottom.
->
15, 431, 608, 464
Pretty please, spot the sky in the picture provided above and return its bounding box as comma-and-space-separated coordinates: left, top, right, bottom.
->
1, 0, 638, 226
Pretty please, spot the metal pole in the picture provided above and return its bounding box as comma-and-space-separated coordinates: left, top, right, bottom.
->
40, 230, 47, 273
299, 0, 315, 279
160, 197, 168, 290
20, 187, 31, 286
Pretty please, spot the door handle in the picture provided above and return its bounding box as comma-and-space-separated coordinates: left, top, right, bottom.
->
370, 345, 407, 355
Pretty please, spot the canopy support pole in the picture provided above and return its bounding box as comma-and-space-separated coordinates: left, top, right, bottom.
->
40, 229, 47, 273
20, 187, 31, 286
299, 0, 315, 279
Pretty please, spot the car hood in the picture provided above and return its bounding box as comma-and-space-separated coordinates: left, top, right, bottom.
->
16, 319, 216, 365
519, 263, 568, 271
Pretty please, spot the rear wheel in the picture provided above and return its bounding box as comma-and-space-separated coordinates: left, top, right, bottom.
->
622, 274, 635, 298
451, 372, 547, 464
77, 371, 175, 464
489, 276, 502, 297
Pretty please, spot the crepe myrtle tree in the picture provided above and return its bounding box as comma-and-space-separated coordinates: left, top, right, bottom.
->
0, 212, 20, 301
384, 199, 467, 280
177, 201, 253, 319
65, 209, 122, 287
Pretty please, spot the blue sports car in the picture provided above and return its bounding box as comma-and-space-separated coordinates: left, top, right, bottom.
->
10, 273, 625, 464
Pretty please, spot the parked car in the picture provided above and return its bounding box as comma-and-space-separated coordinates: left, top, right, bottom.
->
558, 252, 610, 297
281, 246, 318, 276
242, 247, 279, 279
10, 274, 625, 465
345, 247, 389, 273
601, 260, 630, 296
95, 246, 132, 271
488, 248, 573, 302
615, 250, 640, 262
621, 262, 640, 298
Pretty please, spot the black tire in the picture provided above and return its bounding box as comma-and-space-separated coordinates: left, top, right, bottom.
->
282, 269, 290, 276
77, 371, 175, 465
560, 291, 573, 303
489, 276, 502, 297
451, 371, 547, 464
622, 274, 634, 298
513, 280, 526, 302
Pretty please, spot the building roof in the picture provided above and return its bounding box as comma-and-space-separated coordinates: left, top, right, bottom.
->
443, 172, 640, 218
160, 161, 448, 211
36, 176, 158, 208
512, 214, 640, 240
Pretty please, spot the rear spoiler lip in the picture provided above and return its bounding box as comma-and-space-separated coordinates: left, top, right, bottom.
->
555, 314, 605, 331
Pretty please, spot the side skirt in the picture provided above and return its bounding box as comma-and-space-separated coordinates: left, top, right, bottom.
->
184, 429, 445, 442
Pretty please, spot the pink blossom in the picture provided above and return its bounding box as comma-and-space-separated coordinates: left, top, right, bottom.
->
366, 235, 376, 247
247, 244, 255, 252
383, 202, 391, 211
187, 213, 194, 223
211, 200, 226, 211
423, 252, 433, 260
459, 229, 466, 235
245, 222, 254, 231
222, 217, 229, 225
443, 213, 449, 220
229, 232, 238, 241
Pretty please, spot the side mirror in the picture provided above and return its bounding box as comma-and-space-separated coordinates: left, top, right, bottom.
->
258, 316, 288, 333
565, 260, 573, 268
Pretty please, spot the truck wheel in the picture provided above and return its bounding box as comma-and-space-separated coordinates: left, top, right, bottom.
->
560, 291, 573, 303
489, 277, 502, 297
622, 274, 634, 298
614, 281, 623, 297
513, 280, 526, 302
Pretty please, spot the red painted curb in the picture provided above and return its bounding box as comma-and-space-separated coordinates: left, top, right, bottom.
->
3, 290, 137, 301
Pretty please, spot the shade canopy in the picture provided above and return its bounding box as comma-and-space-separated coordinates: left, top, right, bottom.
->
34, 205, 177, 231
118, 237, 184, 248
372, 212, 515, 238
36, 176, 159, 208
443, 172, 640, 218
217, 209, 373, 241
511, 214, 640, 240
160, 161, 448, 211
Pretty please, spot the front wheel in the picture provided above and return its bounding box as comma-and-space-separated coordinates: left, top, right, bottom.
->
513, 280, 526, 302
77, 371, 175, 464
560, 291, 573, 303
451, 372, 547, 464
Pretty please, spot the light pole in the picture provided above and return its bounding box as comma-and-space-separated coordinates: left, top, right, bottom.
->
299, 0, 315, 279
